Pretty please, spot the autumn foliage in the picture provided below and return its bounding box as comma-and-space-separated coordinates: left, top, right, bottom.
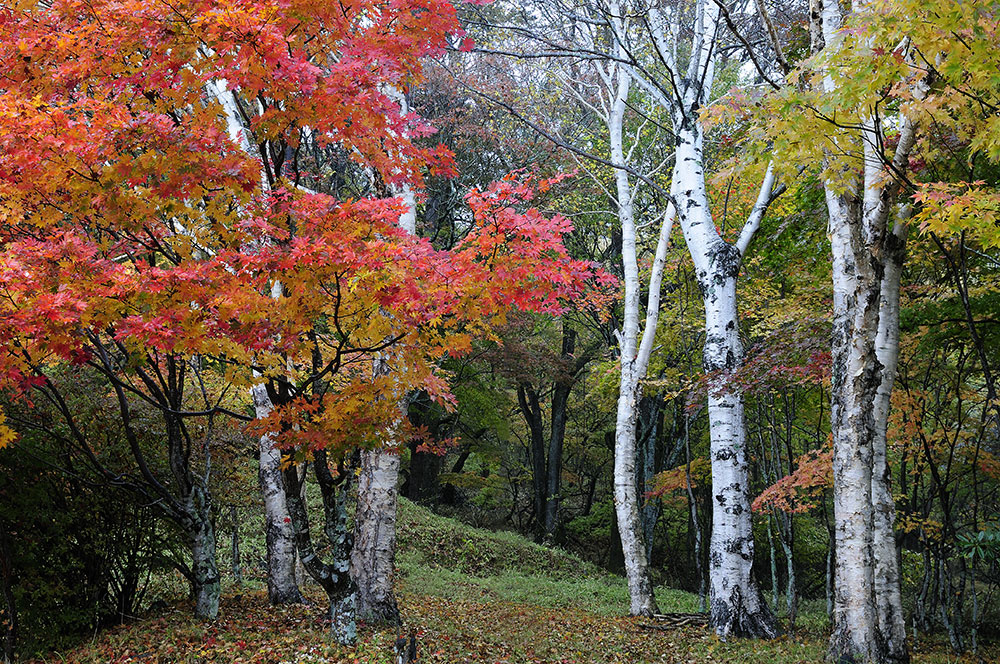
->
0, 0, 612, 452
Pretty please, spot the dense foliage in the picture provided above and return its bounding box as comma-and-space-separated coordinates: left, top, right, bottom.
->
1, 0, 999, 661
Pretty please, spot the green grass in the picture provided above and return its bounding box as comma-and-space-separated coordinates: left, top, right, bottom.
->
395, 498, 602, 580
398, 548, 700, 617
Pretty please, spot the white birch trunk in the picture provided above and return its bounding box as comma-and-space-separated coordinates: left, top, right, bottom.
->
827, 185, 884, 663
872, 210, 909, 663
673, 126, 777, 639
821, 2, 880, 657
608, 58, 672, 616
211, 81, 305, 606
349, 86, 414, 626
351, 447, 402, 624
252, 384, 304, 604
633, 0, 777, 632
822, 1, 916, 658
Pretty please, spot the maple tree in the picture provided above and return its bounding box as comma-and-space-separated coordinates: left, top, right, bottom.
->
0, 0, 611, 638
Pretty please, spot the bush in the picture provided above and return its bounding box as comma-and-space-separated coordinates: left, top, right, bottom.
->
0, 438, 181, 657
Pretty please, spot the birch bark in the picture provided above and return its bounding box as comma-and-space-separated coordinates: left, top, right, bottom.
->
608, 53, 674, 615
820, 1, 916, 659
211, 81, 303, 605
624, 0, 780, 635
351, 445, 402, 624
253, 384, 304, 604
872, 210, 909, 663
349, 87, 416, 626
673, 130, 777, 639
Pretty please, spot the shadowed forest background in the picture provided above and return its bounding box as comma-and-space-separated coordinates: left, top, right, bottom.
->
0, 0, 999, 662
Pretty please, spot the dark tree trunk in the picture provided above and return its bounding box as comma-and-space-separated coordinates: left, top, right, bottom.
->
164, 405, 220, 621
405, 439, 443, 503
517, 382, 547, 538
282, 454, 357, 644
441, 444, 473, 506
637, 393, 663, 562
402, 392, 448, 503
186, 486, 220, 620
0, 524, 16, 664
545, 326, 577, 542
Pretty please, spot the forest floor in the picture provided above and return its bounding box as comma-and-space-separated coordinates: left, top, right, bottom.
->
29, 501, 998, 664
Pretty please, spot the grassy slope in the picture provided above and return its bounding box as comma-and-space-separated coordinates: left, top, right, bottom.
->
29, 499, 993, 663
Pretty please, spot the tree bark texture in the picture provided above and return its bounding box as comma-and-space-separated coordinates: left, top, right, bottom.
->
252, 384, 303, 604
186, 485, 221, 620
822, 0, 916, 659
609, 58, 663, 616
517, 382, 548, 538
348, 86, 417, 626
545, 324, 577, 542
283, 460, 357, 644
351, 448, 402, 625
872, 214, 909, 663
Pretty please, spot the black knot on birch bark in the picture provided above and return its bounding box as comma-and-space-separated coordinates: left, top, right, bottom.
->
708, 242, 741, 280
714, 447, 735, 462
724, 536, 750, 555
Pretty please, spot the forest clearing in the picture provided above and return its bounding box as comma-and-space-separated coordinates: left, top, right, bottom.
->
1, 0, 999, 663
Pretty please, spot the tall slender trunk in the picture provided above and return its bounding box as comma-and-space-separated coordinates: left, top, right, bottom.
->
916, 544, 931, 630
684, 413, 707, 611
639, 394, 662, 562
349, 87, 418, 625
780, 515, 796, 627
215, 81, 303, 608
609, 56, 666, 617
827, 186, 884, 663
672, 128, 776, 639
252, 385, 303, 604
872, 213, 909, 663
614, 363, 658, 615
545, 325, 576, 542
517, 382, 547, 537
767, 517, 779, 610
404, 397, 444, 502
187, 485, 221, 620
820, 0, 919, 658
703, 274, 775, 638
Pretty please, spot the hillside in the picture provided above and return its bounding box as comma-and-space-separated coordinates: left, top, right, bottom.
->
25, 500, 988, 664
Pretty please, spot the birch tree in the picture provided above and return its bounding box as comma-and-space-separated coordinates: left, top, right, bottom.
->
618, 0, 783, 636
213, 78, 304, 608
253, 386, 304, 604
608, 62, 674, 616
460, 0, 784, 625
816, 1, 920, 659
350, 88, 419, 627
